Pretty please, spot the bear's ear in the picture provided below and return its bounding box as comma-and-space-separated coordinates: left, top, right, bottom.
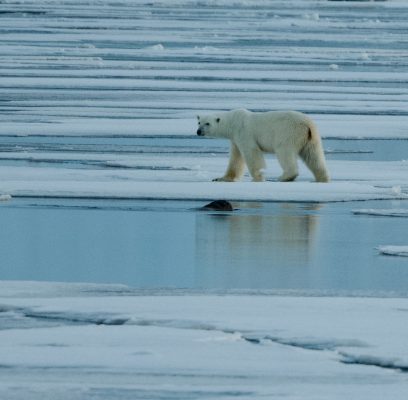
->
216, 118, 220, 123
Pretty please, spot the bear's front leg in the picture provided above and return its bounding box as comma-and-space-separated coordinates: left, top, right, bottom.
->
241, 146, 266, 182
213, 142, 245, 182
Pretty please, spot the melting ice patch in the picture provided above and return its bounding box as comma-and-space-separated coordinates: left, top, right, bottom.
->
353, 209, 408, 217
149, 43, 165, 51
378, 246, 408, 257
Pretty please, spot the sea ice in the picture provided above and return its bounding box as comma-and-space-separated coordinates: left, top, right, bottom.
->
1, 1, 408, 398
1, 281, 408, 400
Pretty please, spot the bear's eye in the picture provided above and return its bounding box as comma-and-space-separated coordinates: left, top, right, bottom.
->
205, 122, 210, 126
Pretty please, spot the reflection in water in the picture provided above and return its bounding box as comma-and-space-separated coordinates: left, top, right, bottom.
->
2, 199, 408, 292
195, 203, 321, 288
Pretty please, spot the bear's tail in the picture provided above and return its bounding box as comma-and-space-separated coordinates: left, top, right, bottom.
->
299, 123, 330, 183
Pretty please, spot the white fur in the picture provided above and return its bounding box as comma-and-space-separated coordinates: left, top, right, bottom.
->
197, 109, 330, 183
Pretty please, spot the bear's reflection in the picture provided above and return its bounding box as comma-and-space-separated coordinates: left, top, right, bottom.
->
195, 203, 321, 288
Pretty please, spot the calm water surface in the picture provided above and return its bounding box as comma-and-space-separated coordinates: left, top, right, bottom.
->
1, 198, 407, 293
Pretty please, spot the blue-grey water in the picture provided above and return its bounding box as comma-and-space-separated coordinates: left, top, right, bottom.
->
1, 197, 407, 293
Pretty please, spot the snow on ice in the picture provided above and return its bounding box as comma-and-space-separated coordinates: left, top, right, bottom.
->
1, 281, 408, 400
0, 158, 407, 202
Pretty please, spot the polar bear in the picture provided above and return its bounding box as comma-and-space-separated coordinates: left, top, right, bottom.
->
196, 109, 330, 183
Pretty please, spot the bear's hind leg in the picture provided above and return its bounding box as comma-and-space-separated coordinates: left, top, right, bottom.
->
213, 142, 245, 182
299, 141, 330, 183
276, 149, 299, 182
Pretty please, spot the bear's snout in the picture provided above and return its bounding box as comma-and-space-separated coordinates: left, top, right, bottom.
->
197, 129, 203, 136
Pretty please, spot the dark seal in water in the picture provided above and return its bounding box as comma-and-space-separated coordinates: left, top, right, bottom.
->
200, 200, 234, 211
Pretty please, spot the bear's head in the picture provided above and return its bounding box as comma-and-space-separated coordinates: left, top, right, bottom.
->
196, 114, 223, 137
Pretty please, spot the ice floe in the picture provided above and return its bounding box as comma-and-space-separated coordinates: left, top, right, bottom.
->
0, 158, 407, 202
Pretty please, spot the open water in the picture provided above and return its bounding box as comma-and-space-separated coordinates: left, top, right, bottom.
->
1, 195, 407, 293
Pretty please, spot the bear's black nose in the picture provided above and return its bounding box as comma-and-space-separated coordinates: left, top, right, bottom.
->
197, 129, 202, 136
